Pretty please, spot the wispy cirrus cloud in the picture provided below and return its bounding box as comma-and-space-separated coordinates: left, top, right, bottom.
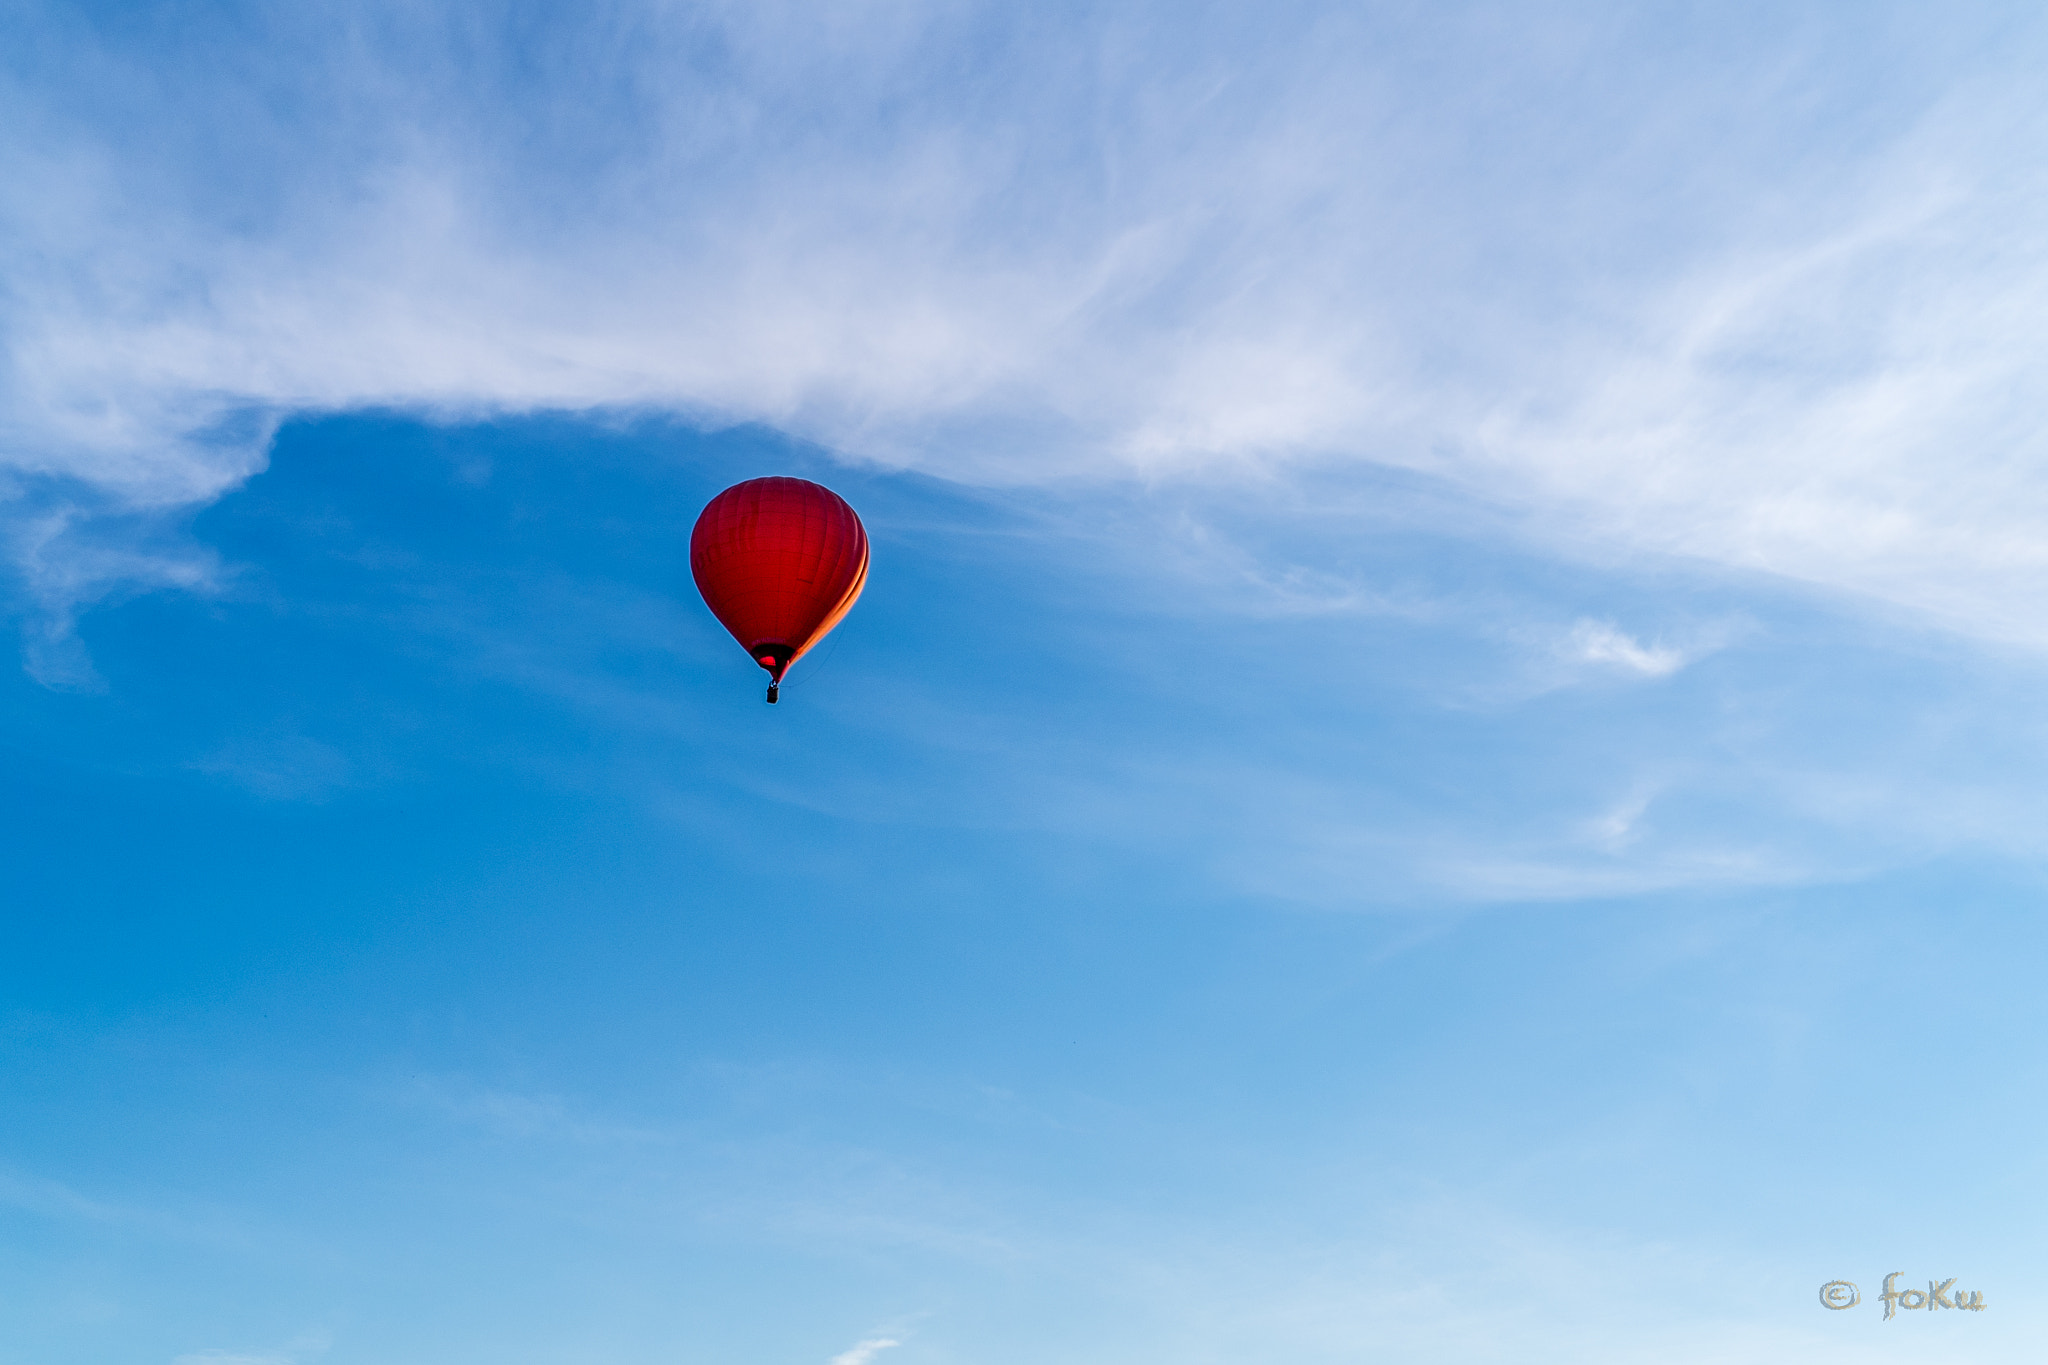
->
1564, 620, 1694, 679
829, 1338, 902, 1365
6, 2, 2048, 645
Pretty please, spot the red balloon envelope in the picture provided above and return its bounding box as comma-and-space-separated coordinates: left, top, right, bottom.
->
690, 477, 870, 703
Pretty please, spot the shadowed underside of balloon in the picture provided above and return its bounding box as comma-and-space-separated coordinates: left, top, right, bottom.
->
689, 477, 870, 703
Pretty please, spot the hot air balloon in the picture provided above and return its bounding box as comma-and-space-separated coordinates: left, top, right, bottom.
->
690, 477, 870, 703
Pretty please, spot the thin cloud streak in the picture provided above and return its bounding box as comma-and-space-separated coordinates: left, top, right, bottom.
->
1566, 621, 1692, 679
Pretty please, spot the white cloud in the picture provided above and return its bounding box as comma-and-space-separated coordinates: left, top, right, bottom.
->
1566, 620, 1690, 679
5, 2, 2048, 645
829, 1338, 901, 1365
1582, 786, 1658, 851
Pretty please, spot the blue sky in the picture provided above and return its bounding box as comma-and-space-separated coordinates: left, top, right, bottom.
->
6, 4, 2048, 1363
